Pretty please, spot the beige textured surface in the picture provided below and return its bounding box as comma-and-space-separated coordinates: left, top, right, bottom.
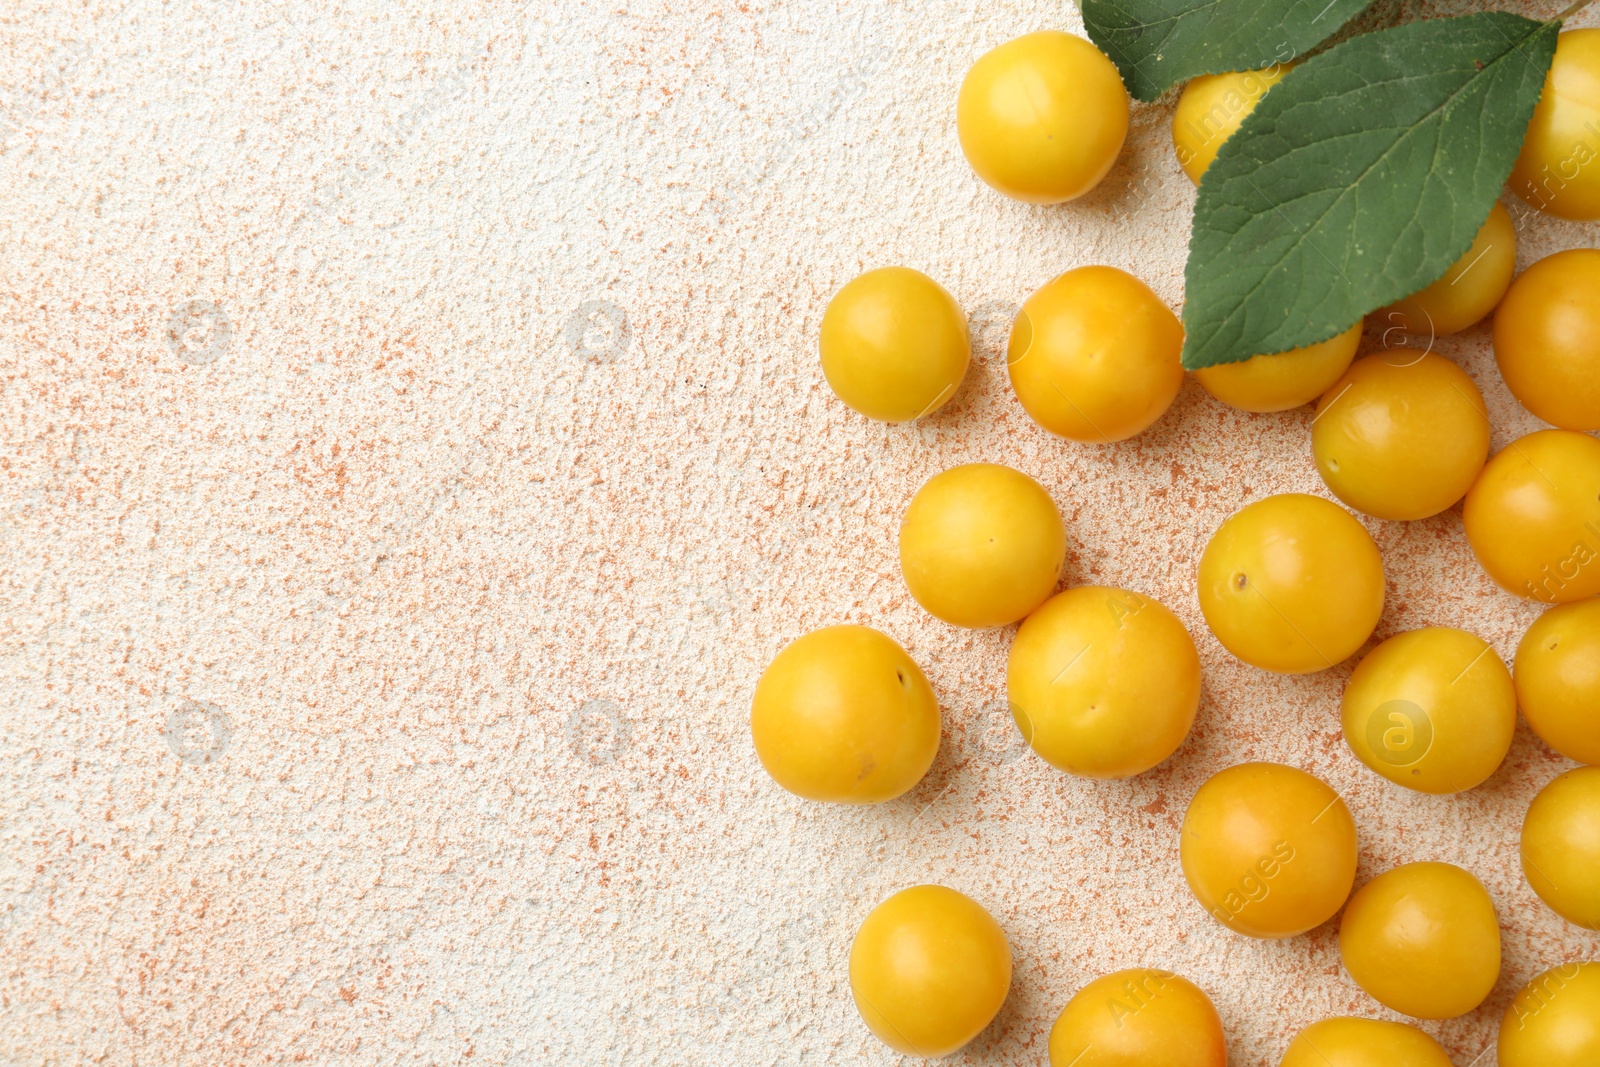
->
3, 1, 1599, 1063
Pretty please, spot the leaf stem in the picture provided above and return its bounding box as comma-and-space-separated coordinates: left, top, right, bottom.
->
1554, 0, 1595, 22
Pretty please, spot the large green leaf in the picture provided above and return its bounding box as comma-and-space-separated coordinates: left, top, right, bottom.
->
1081, 0, 1376, 102
1181, 12, 1558, 370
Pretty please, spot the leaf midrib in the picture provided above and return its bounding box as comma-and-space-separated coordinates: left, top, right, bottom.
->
1195, 16, 1545, 356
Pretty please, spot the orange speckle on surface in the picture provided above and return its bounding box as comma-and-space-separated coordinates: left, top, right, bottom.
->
4, 0, 1596, 1063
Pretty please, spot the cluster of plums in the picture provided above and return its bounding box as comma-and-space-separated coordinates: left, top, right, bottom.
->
749, 24, 1600, 1066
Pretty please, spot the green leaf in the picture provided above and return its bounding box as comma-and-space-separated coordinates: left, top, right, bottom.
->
1081, 0, 1377, 103
1181, 12, 1559, 371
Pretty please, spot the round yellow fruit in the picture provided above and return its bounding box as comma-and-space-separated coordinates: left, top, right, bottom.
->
1462, 429, 1600, 603
1008, 266, 1184, 443
1281, 1017, 1453, 1067
1339, 862, 1501, 1019
1180, 762, 1358, 939
900, 463, 1067, 628
1197, 494, 1385, 674
1521, 767, 1600, 930
1048, 968, 1227, 1067
819, 266, 970, 423
1499, 962, 1600, 1067
1493, 248, 1600, 431
1341, 627, 1515, 794
1193, 323, 1360, 414
1511, 28, 1600, 221
1515, 599, 1600, 764
1172, 65, 1294, 184
1311, 351, 1490, 521
1007, 587, 1201, 779
1376, 202, 1517, 337
849, 885, 1012, 1058
958, 31, 1129, 204
750, 625, 940, 803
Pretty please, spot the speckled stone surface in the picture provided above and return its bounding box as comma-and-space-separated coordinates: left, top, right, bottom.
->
2, 1, 1598, 1063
